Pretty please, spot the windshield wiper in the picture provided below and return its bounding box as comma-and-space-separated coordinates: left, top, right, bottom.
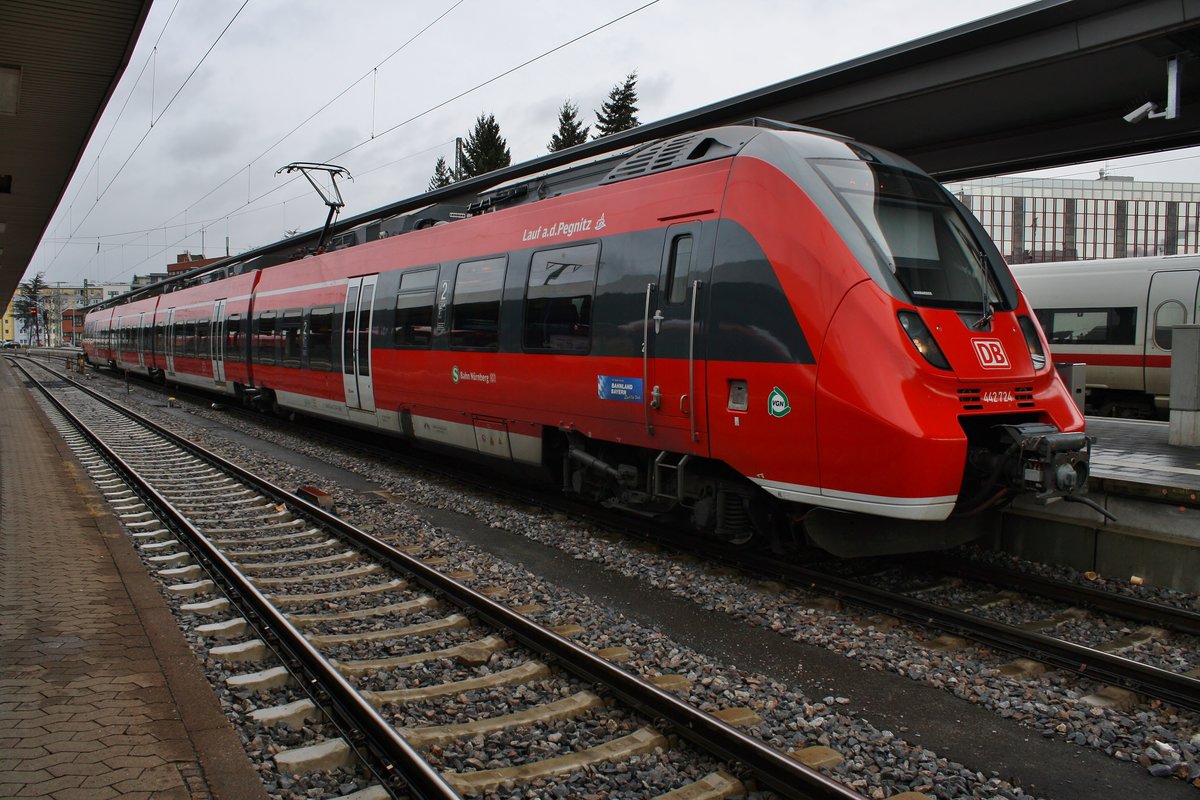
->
970, 246, 994, 330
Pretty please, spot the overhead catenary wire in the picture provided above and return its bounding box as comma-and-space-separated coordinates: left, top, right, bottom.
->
74, 1, 662, 283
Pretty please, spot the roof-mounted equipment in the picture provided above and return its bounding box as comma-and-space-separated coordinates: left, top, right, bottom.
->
276, 162, 352, 254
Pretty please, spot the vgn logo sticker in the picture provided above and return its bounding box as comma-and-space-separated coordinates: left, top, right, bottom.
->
972, 338, 1011, 370
767, 386, 791, 418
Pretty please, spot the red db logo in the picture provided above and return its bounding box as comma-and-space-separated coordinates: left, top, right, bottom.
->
972, 339, 1010, 369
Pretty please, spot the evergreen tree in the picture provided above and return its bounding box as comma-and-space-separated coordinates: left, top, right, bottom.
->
460, 113, 512, 178
548, 100, 589, 152
13, 272, 48, 345
427, 156, 454, 190
594, 72, 640, 138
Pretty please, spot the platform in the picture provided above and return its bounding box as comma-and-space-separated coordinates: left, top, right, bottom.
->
0, 360, 265, 800
1000, 416, 1200, 594
1086, 417, 1200, 502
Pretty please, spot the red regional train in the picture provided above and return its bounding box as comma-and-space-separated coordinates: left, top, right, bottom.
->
84, 121, 1092, 555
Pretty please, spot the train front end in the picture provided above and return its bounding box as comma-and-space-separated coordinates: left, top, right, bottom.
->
738, 129, 1091, 542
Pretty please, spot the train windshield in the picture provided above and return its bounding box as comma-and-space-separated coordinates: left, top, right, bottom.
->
813, 159, 1004, 311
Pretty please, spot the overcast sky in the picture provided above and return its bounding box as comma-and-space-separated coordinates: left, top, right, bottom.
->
27, 0, 1195, 288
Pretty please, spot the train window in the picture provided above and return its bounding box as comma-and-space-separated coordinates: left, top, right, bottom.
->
1154, 300, 1187, 350
451, 256, 506, 350
1034, 307, 1136, 346
280, 309, 303, 367
197, 320, 211, 360
394, 268, 438, 348
227, 314, 243, 360
666, 236, 692, 304
256, 312, 278, 365
307, 307, 335, 370
154, 323, 165, 355
183, 321, 197, 357
523, 244, 598, 352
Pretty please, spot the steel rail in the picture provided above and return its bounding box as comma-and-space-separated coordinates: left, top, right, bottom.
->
922, 553, 1200, 637
13, 359, 461, 800
726, 548, 1200, 713
18, 358, 861, 800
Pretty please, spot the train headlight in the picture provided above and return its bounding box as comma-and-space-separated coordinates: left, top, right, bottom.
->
897, 311, 951, 370
1017, 315, 1047, 370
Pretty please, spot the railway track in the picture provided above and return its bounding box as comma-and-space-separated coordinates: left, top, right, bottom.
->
61, 357, 1200, 715
714, 548, 1200, 714
12, 356, 862, 800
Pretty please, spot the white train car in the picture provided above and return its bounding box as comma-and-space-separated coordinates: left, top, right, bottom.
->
1010, 255, 1200, 417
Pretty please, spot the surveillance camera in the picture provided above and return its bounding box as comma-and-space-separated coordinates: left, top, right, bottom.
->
1124, 101, 1158, 124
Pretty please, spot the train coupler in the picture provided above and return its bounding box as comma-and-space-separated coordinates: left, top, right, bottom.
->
998, 422, 1092, 500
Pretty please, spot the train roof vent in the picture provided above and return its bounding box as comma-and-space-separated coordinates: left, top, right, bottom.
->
600, 132, 744, 185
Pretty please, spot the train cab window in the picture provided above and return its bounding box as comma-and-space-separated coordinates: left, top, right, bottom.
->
450, 256, 506, 350
255, 312, 278, 365
1154, 300, 1187, 350
523, 244, 598, 353
666, 236, 692, 304
280, 310, 303, 366
394, 268, 438, 347
813, 159, 1007, 312
1034, 307, 1136, 346
307, 307, 335, 370
227, 314, 243, 359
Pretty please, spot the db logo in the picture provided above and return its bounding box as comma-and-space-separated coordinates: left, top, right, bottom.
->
972, 339, 1010, 369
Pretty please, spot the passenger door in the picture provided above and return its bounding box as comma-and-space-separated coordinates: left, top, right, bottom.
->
342, 275, 378, 414
165, 309, 176, 377
211, 300, 227, 385
136, 312, 146, 368
1145, 269, 1199, 397
644, 223, 708, 452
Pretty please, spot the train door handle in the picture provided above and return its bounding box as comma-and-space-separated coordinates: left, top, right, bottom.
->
652, 309, 664, 334
651, 385, 662, 410
679, 394, 689, 414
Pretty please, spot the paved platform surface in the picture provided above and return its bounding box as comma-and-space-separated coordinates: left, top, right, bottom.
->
0, 360, 265, 800
1087, 417, 1200, 493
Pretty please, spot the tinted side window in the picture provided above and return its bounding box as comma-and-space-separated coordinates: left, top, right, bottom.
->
307, 307, 335, 370
197, 319, 211, 360
280, 310, 303, 366
1034, 307, 1136, 346
451, 256, 506, 350
395, 268, 438, 348
183, 321, 197, 357
227, 314, 243, 360
524, 243, 598, 353
256, 312, 277, 364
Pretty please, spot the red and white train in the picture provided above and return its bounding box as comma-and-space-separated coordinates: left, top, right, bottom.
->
85, 121, 1091, 554
1010, 255, 1200, 418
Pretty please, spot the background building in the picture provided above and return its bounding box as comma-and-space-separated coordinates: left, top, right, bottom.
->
944, 174, 1200, 264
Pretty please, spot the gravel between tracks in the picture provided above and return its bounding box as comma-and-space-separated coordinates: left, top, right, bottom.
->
68, 374, 1200, 795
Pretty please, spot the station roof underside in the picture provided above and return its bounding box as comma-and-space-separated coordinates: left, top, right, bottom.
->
4, 0, 1200, 297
